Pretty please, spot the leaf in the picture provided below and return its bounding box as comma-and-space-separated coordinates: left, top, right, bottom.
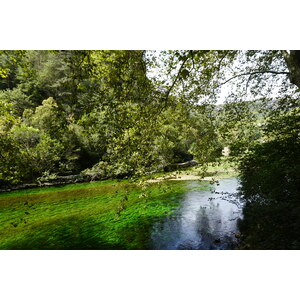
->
180, 69, 190, 79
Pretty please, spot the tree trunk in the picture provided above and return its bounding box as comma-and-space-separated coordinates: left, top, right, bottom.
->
282, 50, 300, 89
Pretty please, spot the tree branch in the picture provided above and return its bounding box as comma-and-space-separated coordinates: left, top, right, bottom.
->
244, 74, 253, 97
218, 70, 289, 87
191, 50, 195, 70
164, 51, 191, 101
217, 52, 228, 72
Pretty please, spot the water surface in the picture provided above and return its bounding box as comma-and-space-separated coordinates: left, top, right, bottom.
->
150, 177, 242, 250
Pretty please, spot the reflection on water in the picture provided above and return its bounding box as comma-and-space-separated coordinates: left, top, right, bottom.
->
150, 177, 243, 250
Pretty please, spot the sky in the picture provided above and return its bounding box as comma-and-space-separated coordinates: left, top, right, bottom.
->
146, 50, 295, 105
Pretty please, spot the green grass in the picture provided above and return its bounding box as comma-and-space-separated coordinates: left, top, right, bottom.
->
0, 178, 210, 250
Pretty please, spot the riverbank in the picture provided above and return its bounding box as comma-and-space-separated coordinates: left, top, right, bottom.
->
0, 158, 238, 193
146, 159, 238, 183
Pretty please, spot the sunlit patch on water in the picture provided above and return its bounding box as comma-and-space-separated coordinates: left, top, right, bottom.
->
150, 177, 243, 250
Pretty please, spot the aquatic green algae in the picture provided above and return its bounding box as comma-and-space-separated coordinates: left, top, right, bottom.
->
0, 179, 210, 249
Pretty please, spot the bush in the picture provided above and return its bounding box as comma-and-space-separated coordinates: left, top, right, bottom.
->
238, 102, 300, 249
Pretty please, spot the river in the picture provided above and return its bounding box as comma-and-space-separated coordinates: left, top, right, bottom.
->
149, 177, 243, 250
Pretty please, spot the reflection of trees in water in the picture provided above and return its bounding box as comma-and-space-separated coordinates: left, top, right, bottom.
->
150, 215, 182, 249
151, 200, 239, 249
196, 204, 222, 245
151, 179, 243, 249
197, 207, 211, 237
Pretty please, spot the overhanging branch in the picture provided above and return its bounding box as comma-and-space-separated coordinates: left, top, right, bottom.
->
164, 51, 191, 102
218, 70, 289, 87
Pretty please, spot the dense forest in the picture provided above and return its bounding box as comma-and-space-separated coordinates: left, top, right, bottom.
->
0, 50, 299, 249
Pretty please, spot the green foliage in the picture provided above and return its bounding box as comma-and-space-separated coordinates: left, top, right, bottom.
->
0, 50, 27, 89
0, 50, 223, 186
0, 123, 63, 185
0, 87, 32, 116
216, 100, 265, 157
23, 97, 65, 135
238, 99, 300, 249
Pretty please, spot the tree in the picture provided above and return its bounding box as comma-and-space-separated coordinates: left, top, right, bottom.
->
1, 50, 298, 192
238, 98, 300, 249
148, 50, 300, 107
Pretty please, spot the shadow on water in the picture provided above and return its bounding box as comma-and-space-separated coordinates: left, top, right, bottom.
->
150, 177, 243, 250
